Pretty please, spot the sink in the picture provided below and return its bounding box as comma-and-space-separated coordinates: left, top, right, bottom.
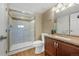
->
42, 33, 71, 41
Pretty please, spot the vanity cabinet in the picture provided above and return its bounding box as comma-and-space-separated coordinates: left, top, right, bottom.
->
45, 36, 56, 56
60, 42, 79, 56
45, 36, 79, 56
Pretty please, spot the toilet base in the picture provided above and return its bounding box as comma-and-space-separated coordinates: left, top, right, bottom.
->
33, 40, 44, 54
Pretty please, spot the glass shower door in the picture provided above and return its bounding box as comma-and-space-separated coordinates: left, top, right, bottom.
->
9, 20, 35, 51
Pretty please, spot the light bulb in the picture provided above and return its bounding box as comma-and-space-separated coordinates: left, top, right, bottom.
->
68, 3, 74, 7
57, 3, 63, 9
56, 9, 60, 13
53, 7, 56, 11
61, 6, 66, 11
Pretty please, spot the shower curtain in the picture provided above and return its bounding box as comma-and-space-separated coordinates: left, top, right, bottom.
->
9, 19, 35, 51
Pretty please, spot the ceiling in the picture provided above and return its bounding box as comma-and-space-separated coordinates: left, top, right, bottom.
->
8, 3, 57, 15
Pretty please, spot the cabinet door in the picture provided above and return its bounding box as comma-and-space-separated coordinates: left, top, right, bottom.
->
45, 36, 56, 56
61, 42, 79, 56
56, 41, 62, 56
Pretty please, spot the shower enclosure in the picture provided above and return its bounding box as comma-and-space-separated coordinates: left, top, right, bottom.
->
8, 9, 35, 51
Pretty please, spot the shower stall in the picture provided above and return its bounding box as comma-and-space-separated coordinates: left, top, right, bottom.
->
8, 9, 35, 51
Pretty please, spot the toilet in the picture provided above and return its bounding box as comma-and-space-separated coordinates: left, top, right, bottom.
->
33, 34, 44, 54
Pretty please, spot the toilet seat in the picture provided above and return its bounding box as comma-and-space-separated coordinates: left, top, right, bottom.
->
33, 40, 44, 47
33, 40, 44, 54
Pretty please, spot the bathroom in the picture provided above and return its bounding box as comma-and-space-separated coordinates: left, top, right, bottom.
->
0, 3, 55, 56
0, 3, 79, 56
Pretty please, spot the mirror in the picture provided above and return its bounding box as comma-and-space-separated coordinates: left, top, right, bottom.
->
54, 12, 79, 36
52, 4, 79, 36
56, 15, 70, 35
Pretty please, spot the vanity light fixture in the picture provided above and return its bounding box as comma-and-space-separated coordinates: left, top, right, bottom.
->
57, 3, 63, 9
54, 3, 75, 13
61, 6, 66, 11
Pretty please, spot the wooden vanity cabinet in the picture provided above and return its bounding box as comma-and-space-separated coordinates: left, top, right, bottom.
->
45, 36, 79, 56
60, 42, 79, 56
45, 36, 56, 56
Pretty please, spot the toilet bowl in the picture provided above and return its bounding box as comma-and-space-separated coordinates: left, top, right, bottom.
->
33, 40, 44, 54
33, 34, 45, 54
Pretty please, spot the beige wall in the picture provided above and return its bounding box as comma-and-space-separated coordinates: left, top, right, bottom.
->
42, 8, 55, 34
35, 14, 42, 40
35, 8, 55, 40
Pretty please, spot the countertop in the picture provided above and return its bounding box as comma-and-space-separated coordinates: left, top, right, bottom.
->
42, 33, 79, 46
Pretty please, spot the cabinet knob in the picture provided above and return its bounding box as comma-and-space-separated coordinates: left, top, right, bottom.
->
54, 42, 58, 48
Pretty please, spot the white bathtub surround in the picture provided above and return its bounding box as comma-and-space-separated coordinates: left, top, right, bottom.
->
8, 30, 45, 55
9, 41, 33, 51
8, 40, 44, 55
8, 44, 34, 55
8, 33, 45, 55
